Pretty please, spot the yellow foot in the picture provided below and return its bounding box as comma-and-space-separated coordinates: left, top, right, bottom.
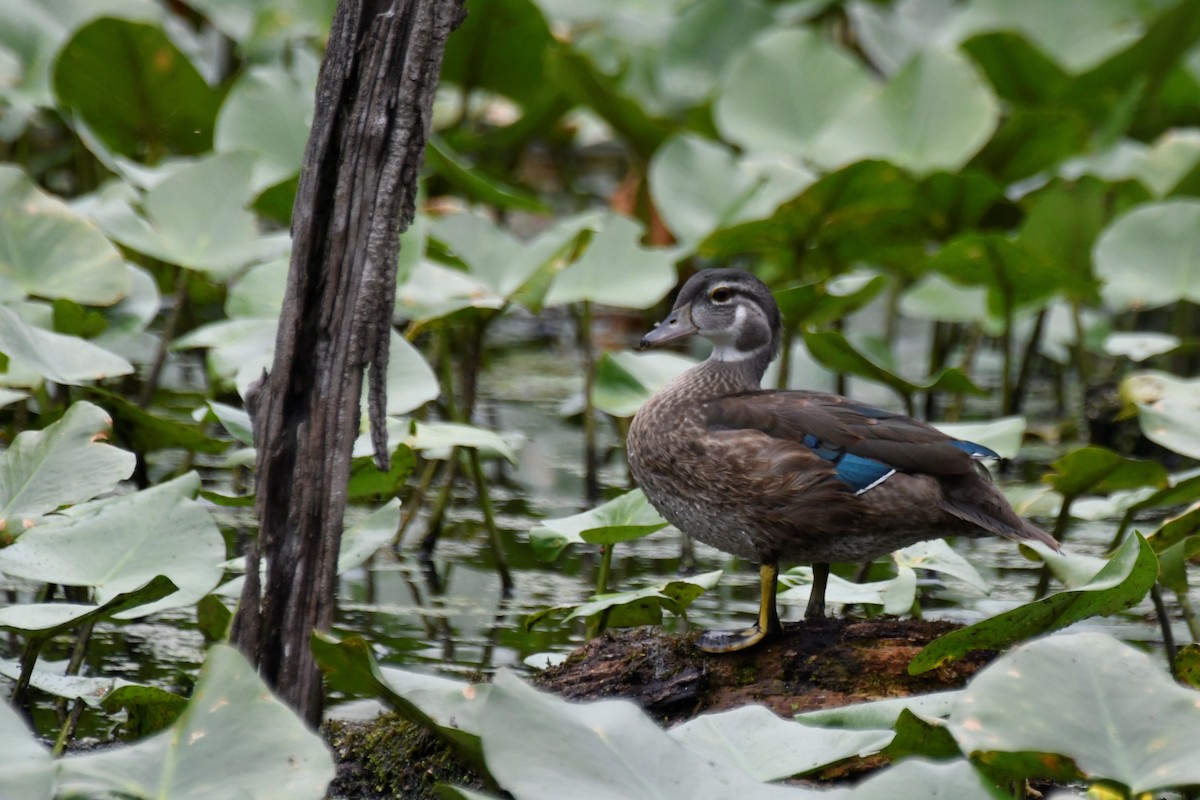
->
695, 623, 777, 653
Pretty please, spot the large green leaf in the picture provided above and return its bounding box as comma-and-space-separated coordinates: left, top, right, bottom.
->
0, 165, 129, 305
529, 488, 668, 562
0, 696, 53, 800
716, 28, 998, 174
0, 473, 224, 616
543, 214, 679, 309
56, 644, 335, 800
803, 330, 984, 400
648, 134, 813, 250
440, 0, 554, 106
0, 400, 134, 524
53, 16, 221, 157
477, 669, 833, 800
1043, 445, 1169, 499
183, 0, 334, 56
933, 417, 1026, 460
214, 59, 316, 192
716, 28, 872, 160
91, 152, 281, 279
909, 533, 1158, 673
656, 0, 774, 108
0, 304, 134, 386
590, 350, 695, 418
668, 705, 892, 781
1094, 200, 1200, 311
948, 631, 1200, 794
796, 690, 961, 731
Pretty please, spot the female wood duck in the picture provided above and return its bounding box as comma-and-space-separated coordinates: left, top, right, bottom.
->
626, 268, 1057, 653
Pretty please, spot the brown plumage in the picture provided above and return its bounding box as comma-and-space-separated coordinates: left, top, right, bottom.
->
626, 268, 1055, 653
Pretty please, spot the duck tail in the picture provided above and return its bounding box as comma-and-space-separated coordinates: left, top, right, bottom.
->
939, 470, 1060, 552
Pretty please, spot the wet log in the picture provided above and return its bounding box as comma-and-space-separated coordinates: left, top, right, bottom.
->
231, 0, 466, 724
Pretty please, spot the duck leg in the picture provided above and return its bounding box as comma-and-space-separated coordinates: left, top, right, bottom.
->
805, 562, 830, 619
697, 561, 782, 653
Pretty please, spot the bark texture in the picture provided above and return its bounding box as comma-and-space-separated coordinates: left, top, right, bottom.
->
231, 0, 465, 724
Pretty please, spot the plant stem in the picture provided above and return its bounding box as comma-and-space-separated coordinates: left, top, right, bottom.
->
1151, 584, 1178, 677
138, 266, 190, 408
52, 701, 85, 757
1176, 588, 1200, 643
586, 544, 615, 639
467, 446, 513, 595
578, 301, 600, 505
12, 636, 47, 713
1010, 308, 1047, 417
419, 450, 459, 557
394, 458, 441, 547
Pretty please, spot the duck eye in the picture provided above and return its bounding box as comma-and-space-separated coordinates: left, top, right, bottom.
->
710, 286, 732, 303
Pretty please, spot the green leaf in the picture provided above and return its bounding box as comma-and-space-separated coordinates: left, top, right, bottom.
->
543, 214, 679, 309
909, 533, 1158, 673
91, 152, 279, 279
0, 400, 134, 524
311, 633, 489, 771
846, 758, 1005, 800
90, 388, 228, 455
668, 706, 892, 781
591, 350, 695, 419
439, 0, 554, 106
53, 17, 221, 157
56, 645, 335, 800
425, 137, 548, 213
347, 448, 415, 501
214, 60, 315, 192
933, 417, 1026, 460
0, 697, 52, 799
0, 574, 177, 637
1094, 200, 1200, 311
477, 669, 831, 800
1043, 445, 1169, 499
0, 473, 224, 617
948, 631, 1200, 794
648, 134, 813, 250
101, 684, 189, 740
527, 571, 721, 630
0, 303, 134, 386
196, 594, 232, 644
0, 165, 129, 305
529, 488, 668, 562
1136, 401, 1200, 461
803, 330, 984, 400
337, 499, 401, 573
796, 690, 961, 731
780, 565, 917, 617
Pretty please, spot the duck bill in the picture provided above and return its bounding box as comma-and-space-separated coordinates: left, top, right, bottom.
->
640, 304, 697, 349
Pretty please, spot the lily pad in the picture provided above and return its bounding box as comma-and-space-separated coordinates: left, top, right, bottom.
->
1043, 445, 1169, 500
56, 644, 335, 800
846, 758, 1006, 800
525, 570, 721, 630
668, 705, 892, 781
0, 400, 134, 525
797, 690, 961, 730
1093, 200, 1200, 311
529, 488, 668, 562
948, 631, 1200, 795
477, 669, 834, 800
591, 350, 696, 418
0, 165, 129, 305
543, 214, 680, 309
933, 417, 1026, 460
0, 575, 178, 637
780, 565, 918, 617
0, 303, 134, 386
0, 472, 224, 617
337, 500, 402, 573
909, 533, 1158, 673
0, 698, 52, 800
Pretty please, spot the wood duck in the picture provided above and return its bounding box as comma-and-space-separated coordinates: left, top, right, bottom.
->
626, 268, 1057, 653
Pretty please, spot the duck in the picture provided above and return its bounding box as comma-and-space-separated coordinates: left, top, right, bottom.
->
626, 268, 1057, 653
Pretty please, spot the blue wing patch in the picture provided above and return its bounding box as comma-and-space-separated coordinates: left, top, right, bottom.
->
801, 435, 896, 495
949, 439, 1000, 460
